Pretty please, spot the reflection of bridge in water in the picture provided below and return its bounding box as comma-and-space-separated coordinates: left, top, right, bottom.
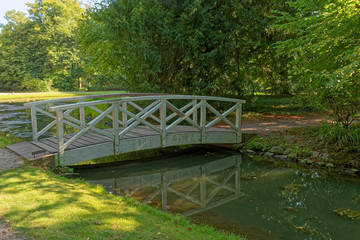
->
81, 155, 242, 216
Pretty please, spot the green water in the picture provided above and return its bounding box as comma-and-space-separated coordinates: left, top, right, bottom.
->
75, 151, 360, 240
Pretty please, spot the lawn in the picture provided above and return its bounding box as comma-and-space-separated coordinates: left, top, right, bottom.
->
0, 91, 126, 101
243, 95, 320, 116
0, 166, 243, 240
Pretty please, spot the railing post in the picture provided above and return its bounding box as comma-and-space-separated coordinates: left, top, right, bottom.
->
122, 102, 128, 128
192, 100, 198, 125
113, 103, 120, 155
160, 99, 167, 147
200, 165, 206, 207
200, 99, 207, 143
31, 106, 38, 141
79, 99, 86, 129
235, 102, 242, 143
56, 110, 64, 166
235, 155, 241, 195
161, 173, 168, 212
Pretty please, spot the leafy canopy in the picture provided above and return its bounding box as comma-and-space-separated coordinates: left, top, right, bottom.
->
78, 0, 281, 97
0, 0, 84, 91
273, 0, 360, 126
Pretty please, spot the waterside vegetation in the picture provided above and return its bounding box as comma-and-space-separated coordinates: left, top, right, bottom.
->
241, 124, 360, 176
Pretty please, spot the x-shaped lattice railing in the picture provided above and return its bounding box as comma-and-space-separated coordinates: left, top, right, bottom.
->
25, 94, 245, 163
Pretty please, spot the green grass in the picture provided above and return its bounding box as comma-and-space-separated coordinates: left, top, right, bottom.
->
0, 132, 22, 149
0, 91, 126, 101
0, 167, 243, 240
243, 95, 319, 115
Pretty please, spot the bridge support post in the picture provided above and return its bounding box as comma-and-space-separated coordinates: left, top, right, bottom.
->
79, 99, 86, 129
160, 99, 167, 147
192, 100, 198, 124
235, 155, 241, 195
122, 102, 128, 128
161, 173, 168, 211
30, 106, 38, 141
113, 103, 120, 155
200, 100, 207, 143
235, 102, 242, 143
200, 165, 206, 207
56, 110, 64, 166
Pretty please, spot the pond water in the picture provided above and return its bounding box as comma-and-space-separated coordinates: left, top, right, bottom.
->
1, 102, 360, 239
0, 102, 33, 139
75, 151, 360, 240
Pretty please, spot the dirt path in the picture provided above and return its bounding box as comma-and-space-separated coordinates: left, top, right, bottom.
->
0, 221, 25, 240
241, 115, 324, 136
0, 149, 24, 172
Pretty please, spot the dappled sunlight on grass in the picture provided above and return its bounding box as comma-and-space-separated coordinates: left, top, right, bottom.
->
0, 166, 242, 240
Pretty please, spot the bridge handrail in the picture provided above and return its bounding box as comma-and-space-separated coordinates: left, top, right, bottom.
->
24, 93, 166, 141
24, 93, 163, 107
47, 95, 246, 111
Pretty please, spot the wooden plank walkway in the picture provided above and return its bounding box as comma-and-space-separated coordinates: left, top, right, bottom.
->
7, 125, 236, 165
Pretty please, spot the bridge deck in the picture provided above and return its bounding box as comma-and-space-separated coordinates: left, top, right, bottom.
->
7, 125, 235, 165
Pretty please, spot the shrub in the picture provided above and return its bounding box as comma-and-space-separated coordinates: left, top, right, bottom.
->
245, 137, 267, 151
316, 123, 360, 148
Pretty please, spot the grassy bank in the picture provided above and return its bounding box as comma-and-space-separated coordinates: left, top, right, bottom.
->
242, 125, 360, 176
0, 167, 242, 240
0, 132, 22, 149
0, 91, 126, 101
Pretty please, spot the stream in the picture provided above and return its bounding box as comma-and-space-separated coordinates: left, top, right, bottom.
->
1, 102, 360, 240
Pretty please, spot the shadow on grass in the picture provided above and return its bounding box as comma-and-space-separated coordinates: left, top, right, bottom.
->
0, 166, 241, 240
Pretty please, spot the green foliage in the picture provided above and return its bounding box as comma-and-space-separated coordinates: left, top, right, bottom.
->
315, 123, 360, 148
78, 0, 288, 97
273, 0, 360, 126
244, 95, 318, 115
0, 0, 84, 91
0, 132, 22, 149
245, 137, 267, 151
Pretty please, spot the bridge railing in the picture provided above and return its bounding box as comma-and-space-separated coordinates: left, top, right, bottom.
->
24, 93, 162, 141
25, 94, 245, 162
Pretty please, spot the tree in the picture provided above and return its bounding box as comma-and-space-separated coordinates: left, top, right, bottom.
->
273, 0, 360, 126
0, 0, 84, 91
78, 0, 287, 97
0, 11, 32, 90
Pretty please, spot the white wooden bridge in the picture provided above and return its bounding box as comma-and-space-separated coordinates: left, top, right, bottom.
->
7, 94, 245, 166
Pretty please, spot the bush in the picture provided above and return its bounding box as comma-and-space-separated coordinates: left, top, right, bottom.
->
316, 123, 360, 148
245, 137, 267, 151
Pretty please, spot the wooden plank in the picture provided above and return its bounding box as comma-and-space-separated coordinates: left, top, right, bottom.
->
120, 132, 144, 140
30, 141, 57, 153
39, 138, 59, 150
68, 134, 97, 147
86, 132, 113, 142
132, 126, 159, 136
63, 134, 85, 149
77, 134, 103, 145
81, 132, 108, 143
6, 142, 49, 160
